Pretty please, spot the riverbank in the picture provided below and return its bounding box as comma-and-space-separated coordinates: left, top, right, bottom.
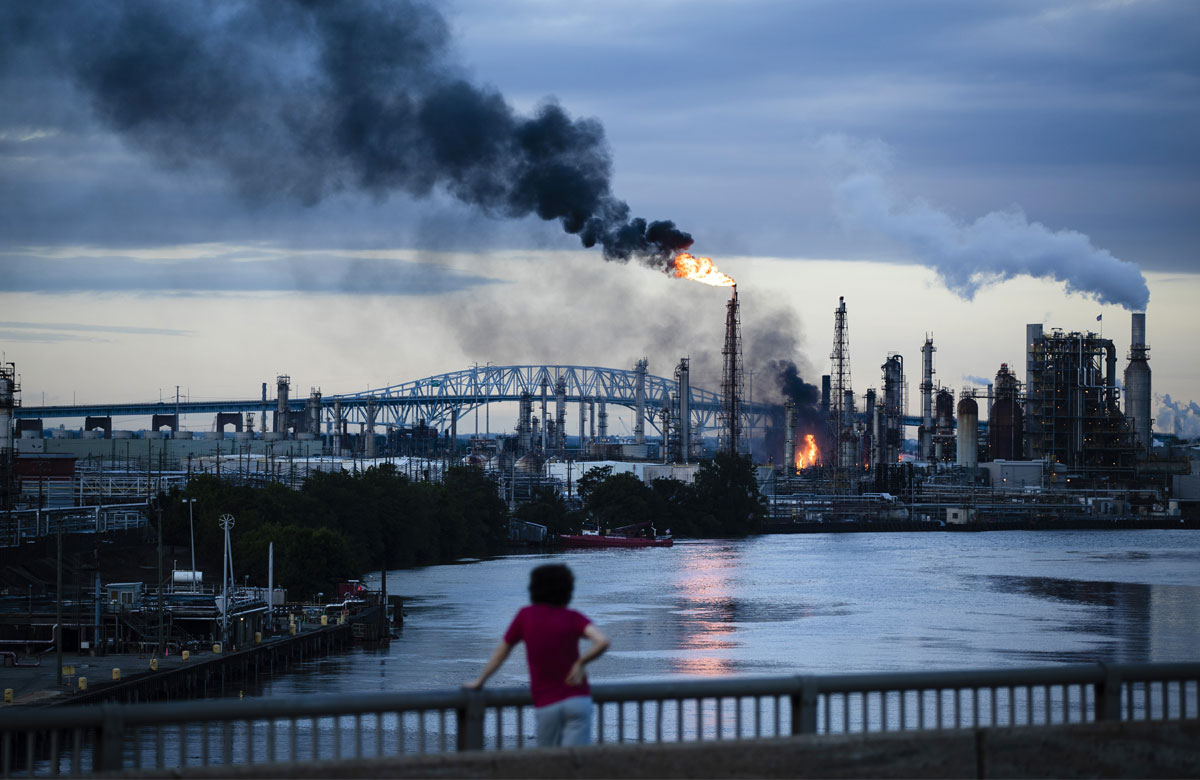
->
761, 516, 1197, 533
0, 623, 351, 707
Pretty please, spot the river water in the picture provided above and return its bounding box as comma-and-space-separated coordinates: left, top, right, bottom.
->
255, 529, 1200, 698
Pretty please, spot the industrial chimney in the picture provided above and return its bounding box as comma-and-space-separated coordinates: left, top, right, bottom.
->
1124, 312, 1152, 456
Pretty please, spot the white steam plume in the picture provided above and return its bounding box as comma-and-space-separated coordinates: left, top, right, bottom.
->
821, 136, 1150, 311
1155, 394, 1200, 438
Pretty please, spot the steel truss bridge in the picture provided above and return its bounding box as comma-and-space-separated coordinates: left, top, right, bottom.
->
15, 365, 780, 438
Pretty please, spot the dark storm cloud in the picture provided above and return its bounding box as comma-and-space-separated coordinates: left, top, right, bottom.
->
456, 1, 1198, 271
0, 253, 500, 296
0, 0, 691, 265
0, 1, 1196, 274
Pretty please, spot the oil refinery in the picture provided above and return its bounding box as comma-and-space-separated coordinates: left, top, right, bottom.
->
1, 297, 1196, 530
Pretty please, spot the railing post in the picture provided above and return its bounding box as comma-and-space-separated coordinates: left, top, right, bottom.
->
456, 690, 485, 752
1094, 664, 1122, 722
791, 677, 818, 735
96, 703, 125, 772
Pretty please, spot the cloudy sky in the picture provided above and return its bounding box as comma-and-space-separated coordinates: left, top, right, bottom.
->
1, 0, 1198, 435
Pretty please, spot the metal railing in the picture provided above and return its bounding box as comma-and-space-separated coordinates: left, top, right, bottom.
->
0, 662, 1196, 776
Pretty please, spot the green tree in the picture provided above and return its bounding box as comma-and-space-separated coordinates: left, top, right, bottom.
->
575, 465, 613, 505
584, 471, 663, 531
515, 487, 571, 536
692, 453, 765, 535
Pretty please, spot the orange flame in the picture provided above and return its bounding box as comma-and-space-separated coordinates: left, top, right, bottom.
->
794, 434, 819, 470
673, 252, 735, 287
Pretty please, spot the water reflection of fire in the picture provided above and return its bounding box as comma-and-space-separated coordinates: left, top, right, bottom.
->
793, 434, 819, 470
671, 546, 740, 677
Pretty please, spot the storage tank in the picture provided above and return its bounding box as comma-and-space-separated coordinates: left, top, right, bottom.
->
956, 395, 979, 469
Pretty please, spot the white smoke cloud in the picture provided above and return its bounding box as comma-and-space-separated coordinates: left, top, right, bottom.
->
820, 136, 1150, 311
1155, 394, 1200, 438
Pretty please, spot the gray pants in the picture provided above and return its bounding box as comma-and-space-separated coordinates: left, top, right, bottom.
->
535, 695, 593, 746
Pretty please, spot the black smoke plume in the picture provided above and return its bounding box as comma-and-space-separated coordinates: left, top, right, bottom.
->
773, 360, 822, 423
7, 1, 692, 265
770, 359, 831, 464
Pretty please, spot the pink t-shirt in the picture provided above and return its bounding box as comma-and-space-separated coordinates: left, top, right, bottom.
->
503, 604, 592, 707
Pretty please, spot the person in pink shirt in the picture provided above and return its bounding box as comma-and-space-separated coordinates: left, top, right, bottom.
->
466, 564, 610, 746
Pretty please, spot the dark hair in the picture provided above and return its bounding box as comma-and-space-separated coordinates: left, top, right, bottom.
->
529, 564, 574, 607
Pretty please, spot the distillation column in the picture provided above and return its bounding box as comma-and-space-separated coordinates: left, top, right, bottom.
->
307, 389, 322, 436
919, 339, 935, 461
364, 397, 377, 459
677, 357, 691, 463
554, 377, 567, 453
634, 359, 647, 446
881, 355, 904, 467
539, 378, 548, 453
332, 398, 343, 456
784, 401, 796, 473
518, 392, 533, 454
275, 375, 290, 434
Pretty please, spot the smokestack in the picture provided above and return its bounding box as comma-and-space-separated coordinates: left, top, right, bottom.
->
598, 400, 608, 442
1124, 311, 1152, 455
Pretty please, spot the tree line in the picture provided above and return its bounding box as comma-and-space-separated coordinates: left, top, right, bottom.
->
516, 453, 766, 539
159, 454, 765, 599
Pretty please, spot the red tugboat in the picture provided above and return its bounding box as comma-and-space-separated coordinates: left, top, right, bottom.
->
558, 521, 673, 549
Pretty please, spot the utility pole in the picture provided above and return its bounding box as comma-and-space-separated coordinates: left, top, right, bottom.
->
156, 501, 164, 657
219, 514, 235, 649
56, 512, 62, 686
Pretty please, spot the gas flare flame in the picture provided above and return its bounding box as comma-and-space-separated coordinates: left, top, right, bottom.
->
673, 252, 735, 287
794, 434, 819, 471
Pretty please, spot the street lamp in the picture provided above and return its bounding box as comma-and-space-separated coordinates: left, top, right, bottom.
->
182, 498, 197, 592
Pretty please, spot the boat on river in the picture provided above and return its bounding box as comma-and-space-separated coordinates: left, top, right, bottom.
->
558, 522, 673, 548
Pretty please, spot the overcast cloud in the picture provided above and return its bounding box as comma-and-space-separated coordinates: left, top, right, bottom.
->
0, 0, 1195, 276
